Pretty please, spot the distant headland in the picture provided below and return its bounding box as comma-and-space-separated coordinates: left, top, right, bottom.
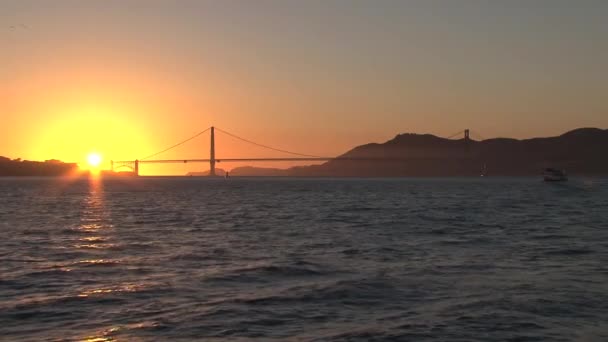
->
195, 127, 608, 177
287, 127, 608, 177
3, 127, 607, 177
0, 157, 79, 176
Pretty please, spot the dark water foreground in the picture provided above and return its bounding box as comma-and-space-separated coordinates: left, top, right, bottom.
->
1, 177, 607, 341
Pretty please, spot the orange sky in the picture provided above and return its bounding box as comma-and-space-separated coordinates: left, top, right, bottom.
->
2, 1, 607, 175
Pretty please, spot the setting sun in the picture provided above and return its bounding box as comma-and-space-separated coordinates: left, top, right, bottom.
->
87, 153, 102, 168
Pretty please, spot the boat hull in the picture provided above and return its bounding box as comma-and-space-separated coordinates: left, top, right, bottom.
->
544, 176, 568, 182
543, 168, 567, 182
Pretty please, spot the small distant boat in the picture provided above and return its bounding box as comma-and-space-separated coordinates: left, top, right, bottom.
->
543, 168, 567, 182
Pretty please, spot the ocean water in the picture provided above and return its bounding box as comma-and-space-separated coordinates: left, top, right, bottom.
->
1, 177, 607, 341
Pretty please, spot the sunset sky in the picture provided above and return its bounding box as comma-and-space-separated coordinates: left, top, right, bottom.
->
2, 0, 607, 174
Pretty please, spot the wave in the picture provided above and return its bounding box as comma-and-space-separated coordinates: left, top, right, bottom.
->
218, 275, 400, 307
544, 248, 594, 256
203, 261, 330, 283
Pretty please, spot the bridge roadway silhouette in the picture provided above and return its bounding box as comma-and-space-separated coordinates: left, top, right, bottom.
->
112, 126, 475, 176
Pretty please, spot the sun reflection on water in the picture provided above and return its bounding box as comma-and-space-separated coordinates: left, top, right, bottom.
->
80, 236, 107, 242
83, 338, 113, 342
77, 283, 145, 298
76, 177, 113, 248
82, 326, 122, 342
74, 243, 117, 249
80, 321, 155, 341
69, 177, 157, 342
77, 259, 120, 265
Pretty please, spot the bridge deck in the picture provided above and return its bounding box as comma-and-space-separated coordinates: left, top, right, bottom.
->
114, 157, 476, 164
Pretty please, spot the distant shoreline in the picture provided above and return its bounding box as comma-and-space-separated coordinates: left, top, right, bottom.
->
2, 174, 607, 179
0, 156, 80, 177
3, 127, 607, 177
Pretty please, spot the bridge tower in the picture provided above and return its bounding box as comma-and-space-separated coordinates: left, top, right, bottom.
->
464, 129, 470, 141
210, 126, 216, 176
134, 160, 139, 176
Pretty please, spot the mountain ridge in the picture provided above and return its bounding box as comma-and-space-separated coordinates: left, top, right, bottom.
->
286, 127, 608, 176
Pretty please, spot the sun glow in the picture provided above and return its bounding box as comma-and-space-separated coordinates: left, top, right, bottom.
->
87, 153, 102, 168
23, 92, 157, 174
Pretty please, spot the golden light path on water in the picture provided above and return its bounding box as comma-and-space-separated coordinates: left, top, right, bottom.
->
76, 176, 147, 342
76, 176, 115, 249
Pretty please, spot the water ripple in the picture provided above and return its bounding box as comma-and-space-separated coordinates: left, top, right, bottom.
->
1, 177, 607, 341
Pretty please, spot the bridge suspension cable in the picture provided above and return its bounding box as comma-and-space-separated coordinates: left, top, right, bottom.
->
114, 125, 486, 176
141, 127, 211, 160
214, 127, 324, 158
445, 130, 465, 140
469, 130, 486, 141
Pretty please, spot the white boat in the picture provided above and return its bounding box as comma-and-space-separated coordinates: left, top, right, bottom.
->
543, 168, 567, 182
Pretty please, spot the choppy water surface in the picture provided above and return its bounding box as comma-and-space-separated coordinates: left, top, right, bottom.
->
1, 177, 607, 341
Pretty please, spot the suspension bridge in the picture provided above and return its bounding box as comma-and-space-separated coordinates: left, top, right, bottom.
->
112, 127, 480, 176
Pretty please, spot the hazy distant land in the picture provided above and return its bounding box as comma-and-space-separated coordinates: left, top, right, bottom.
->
201, 127, 608, 177
288, 127, 608, 177
187, 166, 288, 177
3, 128, 607, 177
0, 157, 78, 176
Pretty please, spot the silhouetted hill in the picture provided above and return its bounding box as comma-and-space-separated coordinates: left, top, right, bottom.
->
230, 166, 288, 176
186, 167, 288, 176
288, 128, 608, 176
186, 168, 227, 176
0, 157, 78, 176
